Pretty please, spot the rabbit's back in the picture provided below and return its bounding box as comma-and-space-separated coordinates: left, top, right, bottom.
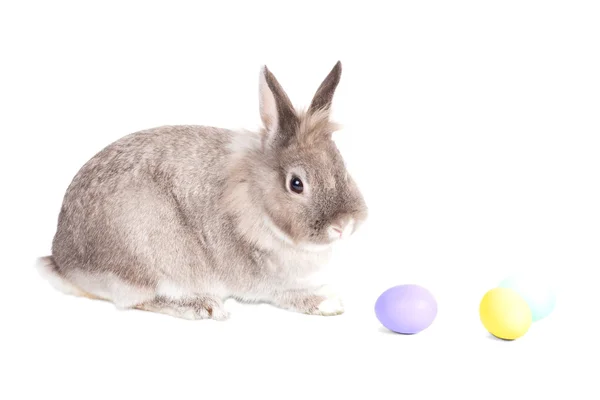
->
51, 125, 238, 293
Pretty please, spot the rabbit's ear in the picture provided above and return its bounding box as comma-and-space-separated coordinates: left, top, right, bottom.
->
259, 65, 298, 146
308, 61, 342, 116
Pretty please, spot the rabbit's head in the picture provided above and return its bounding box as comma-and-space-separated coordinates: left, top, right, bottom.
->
246, 61, 367, 248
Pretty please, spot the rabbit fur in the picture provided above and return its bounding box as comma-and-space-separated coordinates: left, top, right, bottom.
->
36, 61, 368, 320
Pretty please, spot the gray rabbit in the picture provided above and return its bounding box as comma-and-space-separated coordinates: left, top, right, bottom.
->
36, 61, 368, 320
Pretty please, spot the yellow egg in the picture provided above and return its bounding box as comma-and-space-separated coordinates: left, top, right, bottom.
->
479, 287, 532, 340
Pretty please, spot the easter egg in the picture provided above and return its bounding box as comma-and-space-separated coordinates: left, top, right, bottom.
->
375, 284, 437, 334
479, 287, 532, 340
498, 276, 556, 322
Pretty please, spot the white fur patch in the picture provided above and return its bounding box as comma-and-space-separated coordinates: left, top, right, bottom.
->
67, 270, 154, 309
156, 281, 185, 299
297, 241, 333, 252
35, 257, 86, 297
315, 284, 339, 297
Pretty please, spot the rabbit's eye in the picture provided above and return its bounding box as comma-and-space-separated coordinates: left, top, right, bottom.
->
290, 176, 304, 194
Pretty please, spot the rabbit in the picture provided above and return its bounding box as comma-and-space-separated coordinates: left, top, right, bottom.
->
36, 61, 368, 320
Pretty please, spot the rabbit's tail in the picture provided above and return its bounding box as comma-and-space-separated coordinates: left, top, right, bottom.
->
35, 256, 101, 300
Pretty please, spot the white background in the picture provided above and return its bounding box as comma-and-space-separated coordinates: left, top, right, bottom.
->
1, 1, 599, 399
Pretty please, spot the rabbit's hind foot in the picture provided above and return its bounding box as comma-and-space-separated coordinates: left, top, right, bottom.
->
135, 295, 229, 321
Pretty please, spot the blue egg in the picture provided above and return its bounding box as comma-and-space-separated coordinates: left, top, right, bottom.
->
498, 276, 556, 322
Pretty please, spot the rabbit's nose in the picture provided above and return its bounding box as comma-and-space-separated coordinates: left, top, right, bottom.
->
331, 226, 343, 238
328, 218, 355, 240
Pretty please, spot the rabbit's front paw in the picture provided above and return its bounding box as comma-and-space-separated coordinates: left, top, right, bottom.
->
312, 295, 345, 316
309, 284, 344, 316
188, 296, 230, 321
270, 286, 344, 316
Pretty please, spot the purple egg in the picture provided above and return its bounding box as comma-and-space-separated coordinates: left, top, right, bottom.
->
375, 284, 438, 334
